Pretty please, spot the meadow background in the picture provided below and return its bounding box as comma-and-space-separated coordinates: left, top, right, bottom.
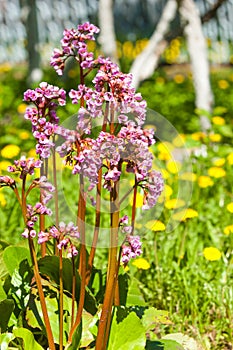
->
0, 36, 233, 349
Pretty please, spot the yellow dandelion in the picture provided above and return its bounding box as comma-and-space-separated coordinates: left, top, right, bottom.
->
227, 152, 233, 165
156, 77, 165, 84
172, 134, 186, 147
164, 184, 173, 197
157, 142, 173, 161
165, 198, 186, 209
209, 133, 222, 142
191, 132, 206, 141
172, 208, 198, 221
227, 202, 233, 213
17, 103, 28, 114
203, 247, 221, 261
27, 148, 37, 158
159, 168, 170, 180
132, 258, 150, 270
198, 176, 214, 188
218, 80, 229, 89
129, 192, 144, 208
223, 225, 233, 235
0, 191, 6, 207
173, 74, 185, 84
212, 116, 225, 125
145, 220, 166, 232
166, 160, 182, 174
1, 144, 20, 159
213, 158, 225, 167
208, 167, 226, 178
0, 160, 11, 172
180, 172, 197, 182
19, 130, 30, 140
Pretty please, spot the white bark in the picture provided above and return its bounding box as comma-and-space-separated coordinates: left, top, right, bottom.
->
98, 0, 118, 63
179, 0, 213, 130
129, 0, 178, 89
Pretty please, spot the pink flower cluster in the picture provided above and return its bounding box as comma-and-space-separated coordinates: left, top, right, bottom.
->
50, 22, 99, 75
7, 156, 42, 179
22, 201, 53, 239
69, 57, 147, 127
0, 175, 16, 189
38, 222, 79, 258
121, 235, 142, 265
24, 82, 66, 158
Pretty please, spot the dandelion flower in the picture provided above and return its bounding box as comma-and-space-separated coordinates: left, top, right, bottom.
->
172, 208, 198, 221
198, 176, 214, 188
0, 160, 11, 172
180, 172, 197, 182
166, 160, 182, 174
227, 152, 233, 165
223, 225, 233, 235
218, 80, 229, 89
209, 133, 221, 142
212, 116, 225, 125
203, 247, 221, 261
145, 220, 166, 231
130, 192, 144, 208
17, 103, 28, 114
172, 134, 186, 147
132, 258, 150, 270
173, 74, 185, 84
227, 202, 233, 213
165, 198, 186, 209
191, 132, 206, 141
159, 169, 170, 180
1, 144, 20, 159
0, 191, 6, 206
19, 130, 30, 140
208, 167, 226, 178
213, 158, 225, 167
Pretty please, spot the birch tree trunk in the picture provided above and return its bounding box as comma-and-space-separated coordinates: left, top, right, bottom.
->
179, 0, 213, 130
98, 0, 118, 63
129, 0, 178, 89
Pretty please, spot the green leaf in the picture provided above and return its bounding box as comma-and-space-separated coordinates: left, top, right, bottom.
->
0, 279, 7, 301
146, 339, 184, 350
26, 283, 73, 346
162, 333, 199, 350
218, 125, 233, 137
126, 277, 146, 306
213, 106, 227, 115
79, 310, 98, 348
108, 311, 146, 350
65, 321, 82, 350
13, 327, 44, 350
3, 246, 30, 276
0, 251, 8, 279
0, 333, 14, 350
38, 256, 97, 314
142, 307, 172, 332
0, 299, 15, 332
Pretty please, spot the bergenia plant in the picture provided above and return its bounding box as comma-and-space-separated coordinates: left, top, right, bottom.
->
0, 22, 164, 350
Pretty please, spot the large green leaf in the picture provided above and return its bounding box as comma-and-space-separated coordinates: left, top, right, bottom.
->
0, 332, 14, 350
142, 307, 172, 332
3, 246, 30, 276
126, 277, 146, 306
38, 256, 97, 314
13, 327, 44, 350
26, 282, 73, 346
146, 339, 184, 350
0, 299, 15, 332
108, 311, 146, 350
